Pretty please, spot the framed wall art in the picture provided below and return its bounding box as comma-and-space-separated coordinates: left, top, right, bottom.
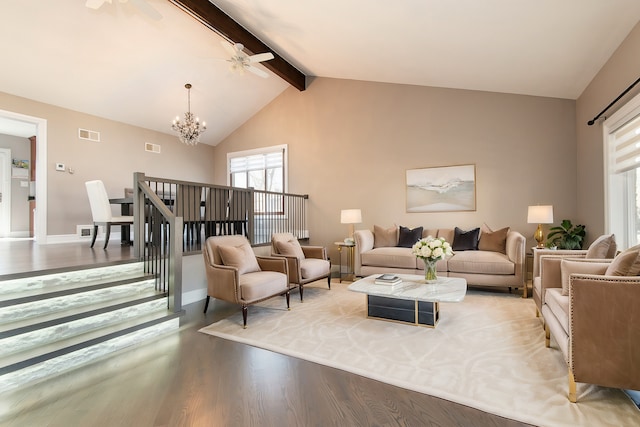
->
406, 164, 476, 212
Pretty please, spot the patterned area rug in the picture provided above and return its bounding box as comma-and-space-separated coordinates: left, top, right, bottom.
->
199, 282, 639, 426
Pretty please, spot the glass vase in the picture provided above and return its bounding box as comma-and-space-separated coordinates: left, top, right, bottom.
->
423, 259, 438, 283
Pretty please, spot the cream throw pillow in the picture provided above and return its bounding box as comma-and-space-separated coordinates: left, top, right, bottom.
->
218, 243, 260, 274
373, 225, 397, 248
276, 238, 305, 260
560, 259, 608, 296
585, 234, 617, 259
604, 244, 640, 276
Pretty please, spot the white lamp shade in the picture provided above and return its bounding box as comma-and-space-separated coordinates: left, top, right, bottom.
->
340, 209, 362, 224
527, 205, 554, 224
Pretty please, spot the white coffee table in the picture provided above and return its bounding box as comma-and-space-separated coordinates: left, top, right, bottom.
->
348, 274, 467, 327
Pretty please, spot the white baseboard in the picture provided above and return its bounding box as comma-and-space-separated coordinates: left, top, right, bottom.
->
182, 288, 208, 307
45, 232, 122, 245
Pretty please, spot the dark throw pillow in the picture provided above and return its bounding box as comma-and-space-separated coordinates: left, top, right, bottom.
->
452, 227, 480, 251
397, 226, 423, 248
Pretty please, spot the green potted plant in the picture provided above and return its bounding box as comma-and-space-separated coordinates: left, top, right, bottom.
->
546, 219, 586, 250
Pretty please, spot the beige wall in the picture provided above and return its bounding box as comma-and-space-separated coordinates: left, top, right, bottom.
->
0, 91, 216, 236
576, 21, 640, 243
213, 78, 577, 260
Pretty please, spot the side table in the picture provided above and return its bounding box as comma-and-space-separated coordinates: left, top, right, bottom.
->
335, 241, 356, 282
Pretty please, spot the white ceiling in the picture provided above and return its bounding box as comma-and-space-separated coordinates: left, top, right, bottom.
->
1, 0, 639, 145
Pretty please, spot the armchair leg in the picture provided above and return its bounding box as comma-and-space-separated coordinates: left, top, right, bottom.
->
299, 285, 304, 302
569, 370, 577, 403
545, 323, 550, 348
286, 291, 290, 310
327, 275, 331, 289
203, 296, 210, 313
242, 305, 248, 329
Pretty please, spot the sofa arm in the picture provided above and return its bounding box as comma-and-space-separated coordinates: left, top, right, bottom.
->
569, 274, 640, 390
532, 249, 587, 278
505, 230, 526, 287
354, 229, 374, 276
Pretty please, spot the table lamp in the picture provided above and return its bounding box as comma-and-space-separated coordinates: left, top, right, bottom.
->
527, 205, 554, 248
340, 209, 362, 242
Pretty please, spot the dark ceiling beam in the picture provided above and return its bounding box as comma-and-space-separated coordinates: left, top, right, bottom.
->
169, 0, 307, 91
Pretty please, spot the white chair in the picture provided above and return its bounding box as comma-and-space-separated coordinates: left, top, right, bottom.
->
85, 180, 134, 249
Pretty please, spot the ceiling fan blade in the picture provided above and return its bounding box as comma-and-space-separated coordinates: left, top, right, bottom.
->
129, 0, 162, 20
246, 65, 269, 78
86, 0, 110, 10
248, 52, 274, 63
220, 40, 238, 57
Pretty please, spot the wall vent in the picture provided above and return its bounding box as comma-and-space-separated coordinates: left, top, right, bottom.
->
78, 128, 100, 142
77, 224, 101, 239
145, 142, 161, 154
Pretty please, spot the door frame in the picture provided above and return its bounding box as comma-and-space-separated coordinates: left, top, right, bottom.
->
0, 109, 47, 243
0, 148, 11, 237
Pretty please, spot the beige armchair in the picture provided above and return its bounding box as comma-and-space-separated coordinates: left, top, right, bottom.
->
532, 234, 616, 316
271, 233, 331, 301
203, 235, 290, 328
540, 252, 640, 402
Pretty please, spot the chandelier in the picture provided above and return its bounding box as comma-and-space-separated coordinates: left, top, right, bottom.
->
171, 83, 206, 146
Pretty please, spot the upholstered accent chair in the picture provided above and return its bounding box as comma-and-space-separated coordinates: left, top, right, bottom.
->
532, 234, 617, 317
271, 233, 331, 301
540, 250, 640, 402
203, 235, 290, 328
85, 180, 134, 249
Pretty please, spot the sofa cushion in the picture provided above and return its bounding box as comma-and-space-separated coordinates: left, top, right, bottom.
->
452, 227, 480, 251
373, 224, 397, 248
478, 227, 509, 254
361, 247, 417, 269
218, 243, 261, 275
421, 228, 439, 239
447, 250, 514, 275
560, 259, 608, 296
276, 238, 305, 260
545, 288, 569, 335
397, 226, 423, 248
437, 229, 455, 245
605, 244, 640, 276
585, 234, 617, 259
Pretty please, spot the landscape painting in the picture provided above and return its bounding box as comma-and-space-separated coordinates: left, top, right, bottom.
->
406, 164, 476, 212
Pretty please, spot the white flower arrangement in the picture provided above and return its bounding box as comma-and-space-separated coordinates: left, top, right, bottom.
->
411, 236, 453, 262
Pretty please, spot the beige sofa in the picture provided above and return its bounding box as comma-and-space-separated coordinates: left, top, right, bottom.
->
354, 226, 526, 294
539, 254, 640, 402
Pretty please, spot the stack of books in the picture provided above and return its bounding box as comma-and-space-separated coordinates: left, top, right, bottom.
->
374, 274, 402, 286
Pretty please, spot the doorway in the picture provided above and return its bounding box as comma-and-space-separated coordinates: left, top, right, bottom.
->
0, 148, 11, 237
0, 109, 47, 243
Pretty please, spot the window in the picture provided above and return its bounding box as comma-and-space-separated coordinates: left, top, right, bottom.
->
605, 93, 640, 249
227, 145, 287, 214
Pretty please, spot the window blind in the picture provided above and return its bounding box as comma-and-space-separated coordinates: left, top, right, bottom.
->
612, 114, 640, 174
230, 151, 283, 173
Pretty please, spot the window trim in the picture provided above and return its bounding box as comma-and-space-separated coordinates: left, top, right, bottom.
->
226, 144, 288, 192
603, 91, 640, 248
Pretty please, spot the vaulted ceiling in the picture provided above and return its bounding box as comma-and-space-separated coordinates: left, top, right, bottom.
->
1, 0, 639, 145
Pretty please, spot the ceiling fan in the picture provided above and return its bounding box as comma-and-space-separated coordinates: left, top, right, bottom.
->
220, 41, 275, 78
85, 0, 162, 21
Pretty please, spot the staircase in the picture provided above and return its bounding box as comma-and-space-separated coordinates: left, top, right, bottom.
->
0, 261, 180, 391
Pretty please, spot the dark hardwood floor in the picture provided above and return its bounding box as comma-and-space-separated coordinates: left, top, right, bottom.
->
0, 239, 531, 427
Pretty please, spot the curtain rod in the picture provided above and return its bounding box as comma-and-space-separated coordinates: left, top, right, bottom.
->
587, 77, 640, 125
